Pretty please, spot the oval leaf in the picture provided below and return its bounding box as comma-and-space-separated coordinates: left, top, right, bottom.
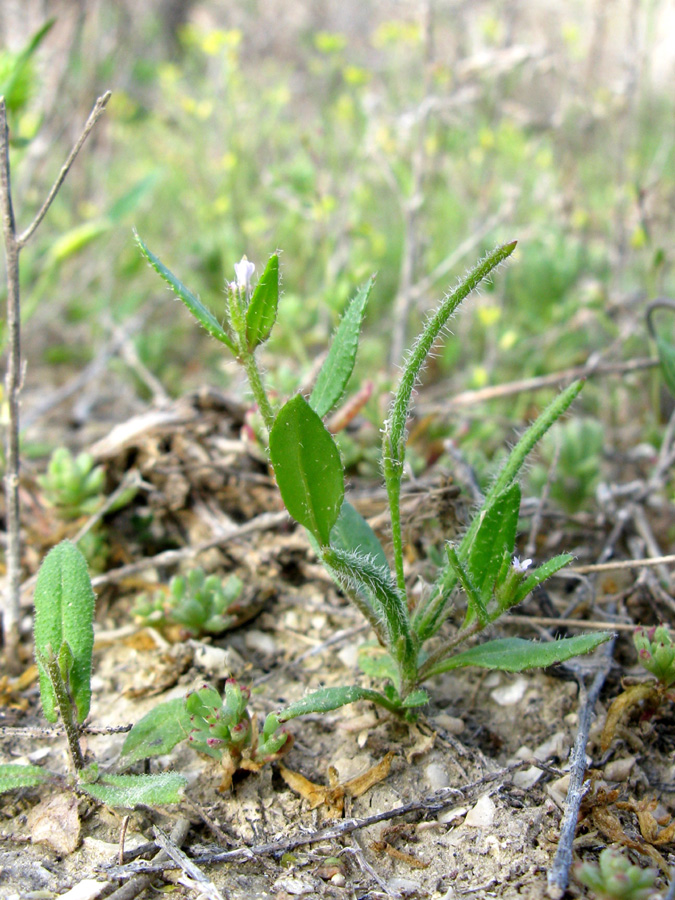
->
310, 276, 374, 418
80, 773, 186, 807
246, 253, 279, 349
120, 698, 191, 765
269, 394, 344, 546
135, 232, 235, 352
33, 541, 95, 723
277, 685, 399, 721
426, 633, 613, 678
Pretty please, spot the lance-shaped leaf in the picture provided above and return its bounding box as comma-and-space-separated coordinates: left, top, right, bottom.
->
79, 772, 186, 807
277, 685, 402, 721
466, 483, 520, 601
509, 553, 574, 608
423, 633, 613, 679
246, 253, 279, 350
270, 394, 344, 547
135, 232, 235, 352
120, 698, 191, 765
0, 764, 53, 794
33, 541, 95, 723
310, 276, 374, 418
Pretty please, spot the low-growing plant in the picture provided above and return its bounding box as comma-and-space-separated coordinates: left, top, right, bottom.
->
37, 447, 105, 520
0, 541, 186, 807
601, 624, 675, 752
574, 847, 658, 900
132, 236, 612, 727
133, 567, 245, 637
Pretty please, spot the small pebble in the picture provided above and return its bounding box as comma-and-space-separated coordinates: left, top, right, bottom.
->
434, 713, 465, 734
512, 766, 542, 789
388, 877, 421, 895
490, 676, 527, 706
337, 644, 359, 668
244, 629, 277, 655
464, 794, 495, 827
425, 762, 450, 790
534, 731, 567, 761
330, 873, 346, 887
437, 805, 467, 825
604, 756, 636, 782
547, 774, 570, 807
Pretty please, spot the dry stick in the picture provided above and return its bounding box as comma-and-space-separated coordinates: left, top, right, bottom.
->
420, 356, 658, 411
0, 91, 111, 669
153, 826, 226, 900
569, 553, 675, 575
546, 636, 616, 900
105, 817, 191, 900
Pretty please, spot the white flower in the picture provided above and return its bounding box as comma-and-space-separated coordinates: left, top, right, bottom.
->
512, 556, 532, 574
234, 256, 255, 292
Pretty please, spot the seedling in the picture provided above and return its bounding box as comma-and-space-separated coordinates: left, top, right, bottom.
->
133, 567, 245, 637
0, 541, 186, 807
37, 447, 105, 520
135, 236, 612, 721
602, 625, 675, 752
121, 680, 292, 791
574, 848, 658, 900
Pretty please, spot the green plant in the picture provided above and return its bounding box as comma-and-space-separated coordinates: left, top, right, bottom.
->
121, 680, 292, 791
38, 447, 106, 520
601, 625, 675, 752
134, 236, 612, 722
133, 567, 245, 637
574, 848, 658, 900
0, 541, 186, 807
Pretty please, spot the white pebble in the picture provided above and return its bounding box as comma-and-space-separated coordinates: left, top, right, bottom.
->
464, 794, 496, 827
434, 713, 465, 734
244, 629, 277, 655
490, 676, 527, 706
425, 762, 450, 790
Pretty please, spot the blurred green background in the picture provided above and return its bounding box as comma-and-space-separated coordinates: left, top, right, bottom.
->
1, 0, 674, 503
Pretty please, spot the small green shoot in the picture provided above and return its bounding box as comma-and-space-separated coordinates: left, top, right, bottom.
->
38, 447, 105, 520
574, 848, 658, 900
2, 541, 186, 807
133, 567, 245, 637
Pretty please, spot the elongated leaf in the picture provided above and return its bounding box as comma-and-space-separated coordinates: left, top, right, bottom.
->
79, 772, 186, 807
425, 633, 613, 678
656, 333, 675, 399
277, 685, 400, 721
270, 394, 344, 546
466, 483, 520, 603
120, 698, 191, 764
246, 253, 279, 350
48, 220, 111, 265
445, 545, 487, 625
511, 553, 573, 607
330, 501, 388, 570
323, 546, 411, 654
135, 232, 235, 352
310, 276, 374, 417
0, 764, 53, 794
33, 541, 95, 723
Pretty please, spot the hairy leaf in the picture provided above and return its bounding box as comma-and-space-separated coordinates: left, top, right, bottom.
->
33, 541, 95, 723
0, 764, 53, 794
135, 232, 235, 351
277, 685, 401, 720
246, 253, 279, 350
120, 698, 191, 764
310, 276, 374, 417
79, 772, 186, 807
425, 633, 613, 678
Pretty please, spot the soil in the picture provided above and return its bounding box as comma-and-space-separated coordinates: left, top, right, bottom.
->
1, 387, 674, 900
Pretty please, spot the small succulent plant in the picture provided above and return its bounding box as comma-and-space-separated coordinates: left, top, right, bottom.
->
133, 567, 245, 637
575, 848, 658, 900
38, 447, 105, 520
634, 624, 675, 688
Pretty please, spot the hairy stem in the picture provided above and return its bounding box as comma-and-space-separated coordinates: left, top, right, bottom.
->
44, 654, 85, 771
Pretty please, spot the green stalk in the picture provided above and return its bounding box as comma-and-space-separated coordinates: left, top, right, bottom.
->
240, 349, 276, 433
383, 241, 517, 594
43, 653, 85, 771
416, 619, 483, 682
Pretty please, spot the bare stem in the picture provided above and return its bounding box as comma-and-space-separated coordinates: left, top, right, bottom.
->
0, 98, 22, 670
0, 92, 111, 669
17, 91, 111, 247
